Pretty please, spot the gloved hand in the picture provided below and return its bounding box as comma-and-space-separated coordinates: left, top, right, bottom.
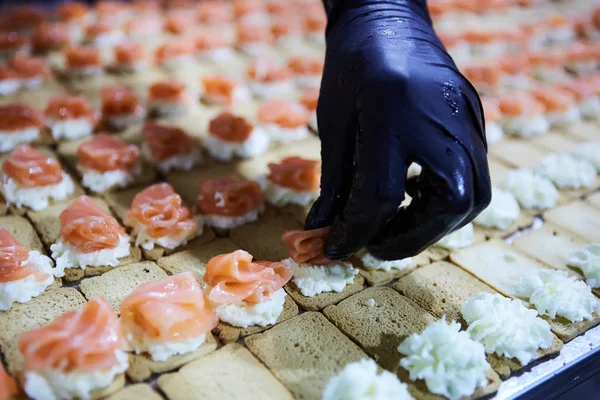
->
305, 0, 492, 260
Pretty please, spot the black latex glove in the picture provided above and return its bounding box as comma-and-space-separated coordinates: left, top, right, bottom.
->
305, 0, 491, 260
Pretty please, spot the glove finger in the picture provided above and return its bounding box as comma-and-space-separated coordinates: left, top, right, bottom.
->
323, 94, 407, 260
305, 85, 355, 230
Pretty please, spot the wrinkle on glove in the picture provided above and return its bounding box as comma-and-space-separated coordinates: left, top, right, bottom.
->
306, 0, 491, 260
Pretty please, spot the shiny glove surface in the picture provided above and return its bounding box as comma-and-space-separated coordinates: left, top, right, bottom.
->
306, 0, 491, 260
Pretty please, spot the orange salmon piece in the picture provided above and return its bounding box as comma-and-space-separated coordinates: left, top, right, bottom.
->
201, 76, 237, 105
532, 87, 576, 112
196, 177, 264, 217
78, 134, 140, 173
0, 104, 44, 132
154, 42, 193, 63
126, 183, 197, 240
204, 250, 292, 304
258, 99, 310, 128
18, 298, 126, 373
56, 2, 88, 22
0, 362, 19, 400
197, 2, 233, 24
498, 95, 544, 116
65, 46, 102, 69
147, 80, 186, 102
2, 145, 63, 187
288, 56, 323, 75
268, 156, 320, 191
281, 227, 331, 265
32, 23, 70, 52
9, 54, 50, 79
247, 58, 290, 82
59, 195, 125, 253
0, 32, 28, 53
0, 227, 49, 284
304, 8, 326, 33
101, 86, 142, 118
45, 95, 95, 121
114, 41, 145, 65
481, 97, 501, 122
121, 272, 216, 341
300, 87, 319, 111
142, 123, 195, 161
209, 112, 254, 143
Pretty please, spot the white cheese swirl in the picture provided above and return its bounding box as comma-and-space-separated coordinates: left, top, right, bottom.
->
536, 153, 597, 190
435, 223, 474, 250
501, 169, 559, 210
567, 243, 600, 288
285, 258, 358, 297
473, 187, 520, 230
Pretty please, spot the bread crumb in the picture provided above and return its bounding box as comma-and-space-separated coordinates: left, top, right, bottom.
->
364, 298, 376, 307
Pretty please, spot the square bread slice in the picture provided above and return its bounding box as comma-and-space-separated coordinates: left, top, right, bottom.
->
488, 157, 512, 187
106, 384, 163, 400
512, 224, 588, 279
356, 252, 430, 287
322, 287, 501, 399
103, 185, 216, 260
529, 132, 582, 153
167, 164, 243, 206
0, 146, 85, 215
587, 192, 600, 210
56, 137, 157, 191
229, 206, 303, 262
285, 273, 365, 311
158, 343, 294, 400
156, 238, 240, 282
126, 333, 218, 382
450, 239, 600, 342
489, 139, 548, 169
393, 262, 563, 379
26, 196, 142, 281
79, 261, 167, 313
566, 121, 600, 141
544, 202, 600, 243
0, 288, 87, 374
245, 312, 369, 400
213, 294, 299, 343
424, 227, 486, 262
0, 215, 46, 253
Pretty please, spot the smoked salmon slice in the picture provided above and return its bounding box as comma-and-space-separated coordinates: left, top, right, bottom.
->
560, 79, 598, 101
56, 2, 88, 22
196, 1, 233, 24
148, 80, 186, 103
44, 95, 96, 122
247, 58, 291, 82
114, 41, 145, 66
196, 177, 264, 217
154, 42, 194, 64
209, 112, 254, 143
463, 64, 501, 88
59, 196, 125, 253
18, 297, 126, 373
498, 95, 544, 116
194, 31, 233, 51
267, 157, 320, 191
271, 17, 303, 41
288, 56, 323, 76
121, 272, 217, 342
0, 66, 18, 83
0, 104, 44, 132
258, 99, 310, 128
233, 0, 266, 18
101, 86, 143, 119
125, 183, 197, 240
2, 145, 63, 187
142, 123, 196, 161
78, 134, 140, 173
299, 87, 319, 112
84, 22, 114, 41
481, 97, 501, 122
0, 227, 49, 283
304, 8, 326, 34
204, 250, 292, 304
163, 12, 194, 35
201, 76, 238, 105
0, 32, 28, 54
281, 227, 331, 265
32, 23, 70, 53
65, 46, 102, 69
237, 22, 274, 46
0, 361, 19, 400
9, 54, 50, 80
532, 87, 576, 112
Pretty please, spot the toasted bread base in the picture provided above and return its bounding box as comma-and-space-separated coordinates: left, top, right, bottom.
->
285, 275, 365, 311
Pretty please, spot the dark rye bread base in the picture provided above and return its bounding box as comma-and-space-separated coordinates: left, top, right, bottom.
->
245, 312, 369, 400
285, 275, 365, 311
0, 215, 46, 253
103, 186, 216, 260
79, 262, 167, 313
0, 288, 87, 374
323, 287, 501, 400
213, 295, 299, 343
126, 334, 218, 382
394, 262, 564, 379
105, 384, 163, 400
356, 252, 430, 287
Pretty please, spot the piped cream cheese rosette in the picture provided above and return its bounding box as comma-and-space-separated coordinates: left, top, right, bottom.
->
461, 293, 554, 365
397, 317, 491, 400
322, 359, 414, 400
281, 228, 359, 297
0, 228, 62, 311
435, 223, 475, 250
203, 250, 292, 328
514, 269, 600, 323
120, 272, 218, 362
357, 249, 413, 272
500, 169, 559, 210
536, 153, 597, 190
568, 243, 600, 288
473, 187, 520, 230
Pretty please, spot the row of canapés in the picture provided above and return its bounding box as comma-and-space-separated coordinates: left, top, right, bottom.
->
2, 203, 600, 400
0, 1, 326, 59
